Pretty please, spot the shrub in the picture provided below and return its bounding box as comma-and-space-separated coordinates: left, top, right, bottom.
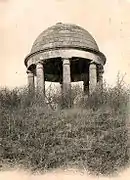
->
0, 80, 129, 176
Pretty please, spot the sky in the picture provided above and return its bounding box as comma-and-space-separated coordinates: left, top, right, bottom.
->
0, 0, 130, 88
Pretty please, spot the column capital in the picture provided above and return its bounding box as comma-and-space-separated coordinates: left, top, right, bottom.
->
89, 60, 97, 65
26, 69, 33, 74
36, 61, 44, 70
98, 64, 104, 74
62, 58, 70, 65
26, 69, 30, 74
89, 62, 97, 71
36, 60, 43, 65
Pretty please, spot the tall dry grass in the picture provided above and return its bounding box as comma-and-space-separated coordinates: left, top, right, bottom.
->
0, 78, 130, 176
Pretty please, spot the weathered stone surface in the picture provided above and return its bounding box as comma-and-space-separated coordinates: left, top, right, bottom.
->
36, 62, 45, 96
97, 64, 104, 88
62, 58, 71, 108
31, 23, 99, 54
27, 49, 103, 69
89, 62, 97, 93
24, 23, 106, 103
27, 70, 35, 92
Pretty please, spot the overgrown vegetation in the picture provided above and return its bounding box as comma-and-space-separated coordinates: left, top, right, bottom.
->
0, 78, 130, 176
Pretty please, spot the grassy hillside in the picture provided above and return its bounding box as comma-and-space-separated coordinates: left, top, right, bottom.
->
0, 80, 130, 176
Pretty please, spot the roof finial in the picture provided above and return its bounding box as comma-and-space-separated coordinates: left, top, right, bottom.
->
56, 22, 63, 25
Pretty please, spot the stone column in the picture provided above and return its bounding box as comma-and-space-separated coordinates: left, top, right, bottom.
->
36, 61, 45, 97
98, 65, 104, 89
62, 58, 71, 108
27, 70, 35, 93
89, 62, 97, 93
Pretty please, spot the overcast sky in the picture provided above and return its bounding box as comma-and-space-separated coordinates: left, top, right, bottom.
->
0, 0, 130, 88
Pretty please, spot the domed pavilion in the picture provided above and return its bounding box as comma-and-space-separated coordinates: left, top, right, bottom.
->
24, 22, 106, 107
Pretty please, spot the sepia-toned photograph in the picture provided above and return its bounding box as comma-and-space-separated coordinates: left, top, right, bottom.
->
0, 0, 130, 179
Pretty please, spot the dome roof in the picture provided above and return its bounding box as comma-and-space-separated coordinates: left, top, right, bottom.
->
30, 22, 99, 54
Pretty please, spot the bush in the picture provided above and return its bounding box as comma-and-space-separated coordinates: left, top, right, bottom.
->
0, 80, 129, 176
